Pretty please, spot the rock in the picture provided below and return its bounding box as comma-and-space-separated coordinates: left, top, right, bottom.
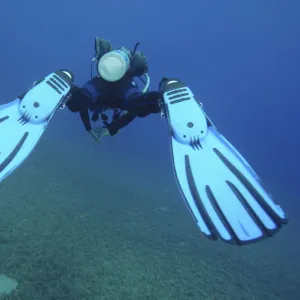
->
0, 274, 18, 296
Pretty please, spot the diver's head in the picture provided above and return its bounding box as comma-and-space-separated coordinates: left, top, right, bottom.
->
97, 49, 131, 82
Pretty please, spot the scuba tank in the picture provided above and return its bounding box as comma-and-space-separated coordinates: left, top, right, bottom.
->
91, 37, 150, 93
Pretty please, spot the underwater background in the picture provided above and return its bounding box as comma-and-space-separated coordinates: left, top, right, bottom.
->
0, 0, 300, 299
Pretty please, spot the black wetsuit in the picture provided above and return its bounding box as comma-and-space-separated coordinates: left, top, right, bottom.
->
66, 76, 161, 135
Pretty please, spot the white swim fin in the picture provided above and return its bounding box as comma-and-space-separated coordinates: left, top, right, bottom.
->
159, 78, 288, 245
0, 70, 74, 183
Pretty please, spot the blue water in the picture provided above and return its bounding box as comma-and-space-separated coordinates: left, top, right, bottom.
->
0, 1, 299, 299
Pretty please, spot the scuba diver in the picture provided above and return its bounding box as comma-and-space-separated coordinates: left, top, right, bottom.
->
0, 47, 288, 245
66, 38, 162, 142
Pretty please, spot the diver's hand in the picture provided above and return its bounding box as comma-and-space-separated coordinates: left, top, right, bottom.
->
89, 127, 110, 143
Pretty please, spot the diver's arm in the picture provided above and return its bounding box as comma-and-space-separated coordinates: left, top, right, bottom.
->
103, 90, 161, 135
80, 109, 92, 132
67, 86, 93, 131
88, 112, 136, 143
125, 91, 161, 117
106, 112, 136, 136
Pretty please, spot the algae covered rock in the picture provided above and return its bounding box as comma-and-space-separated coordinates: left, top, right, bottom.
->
0, 274, 18, 296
